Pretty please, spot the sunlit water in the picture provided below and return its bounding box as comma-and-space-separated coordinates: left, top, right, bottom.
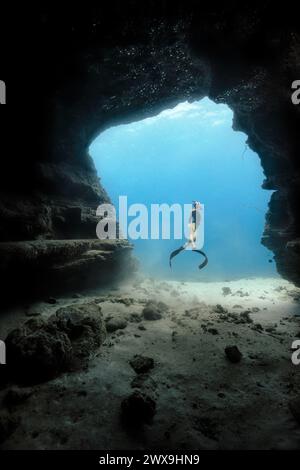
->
90, 98, 278, 281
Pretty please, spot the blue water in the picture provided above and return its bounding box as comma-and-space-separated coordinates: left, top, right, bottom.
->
90, 98, 278, 281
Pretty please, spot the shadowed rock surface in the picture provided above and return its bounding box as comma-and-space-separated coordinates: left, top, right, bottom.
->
129, 355, 154, 374
105, 317, 128, 333
143, 300, 168, 321
225, 345, 243, 363
0, 412, 19, 444
0, 239, 136, 301
5, 302, 106, 384
289, 396, 300, 425
121, 391, 157, 426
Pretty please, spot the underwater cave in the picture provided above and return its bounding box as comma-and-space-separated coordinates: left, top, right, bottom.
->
0, 2, 300, 452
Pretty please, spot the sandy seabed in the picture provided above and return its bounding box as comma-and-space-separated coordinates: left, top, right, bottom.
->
1, 276, 300, 450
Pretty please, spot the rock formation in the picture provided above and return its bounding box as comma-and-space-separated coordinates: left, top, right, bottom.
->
5, 302, 107, 384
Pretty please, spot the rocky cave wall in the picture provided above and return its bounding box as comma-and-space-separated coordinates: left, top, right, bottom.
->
1, 2, 300, 294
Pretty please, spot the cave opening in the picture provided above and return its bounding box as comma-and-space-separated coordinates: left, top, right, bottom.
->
90, 97, 278, 282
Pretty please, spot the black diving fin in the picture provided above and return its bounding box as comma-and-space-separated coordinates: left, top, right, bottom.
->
169, 244, 208, 270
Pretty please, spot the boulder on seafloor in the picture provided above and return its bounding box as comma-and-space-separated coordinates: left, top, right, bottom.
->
142, 300, 168, 321
105, 317, 128, 333
129, 355, 154, 374
121, 391, 156, 426
289, 397, 300, 425
3, 387, 33, 408
225, 345, 242, 363
5, 302, 106, 384
50, 302, 106, 358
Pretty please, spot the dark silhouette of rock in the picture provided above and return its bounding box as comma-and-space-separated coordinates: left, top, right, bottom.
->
143, 307, 162, 320
289, 397, 300, 424
252, 323, 264, 332
131, 373, 157, 392
121, 391, 156, 425
240, 311, 253, 324
129, 313, 142, 323
207, 328, 219, 335
3, 387, 33, 407
214, 304, 227, 314
0, 412, 20, 444
222, 287, 232, 296
192, 415, 219, 441
25, 309, 41, 317
6, 319, 73, 384
218, 310, 253, 325
129, 355, 154, 374
0, 240, 137, 302
5, 302, 106, 384
51, 302, 106, 358
225, 345, 242, 363
105, 317, 128, 333
235, 290, 249, 297
143, 300, 168, 320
